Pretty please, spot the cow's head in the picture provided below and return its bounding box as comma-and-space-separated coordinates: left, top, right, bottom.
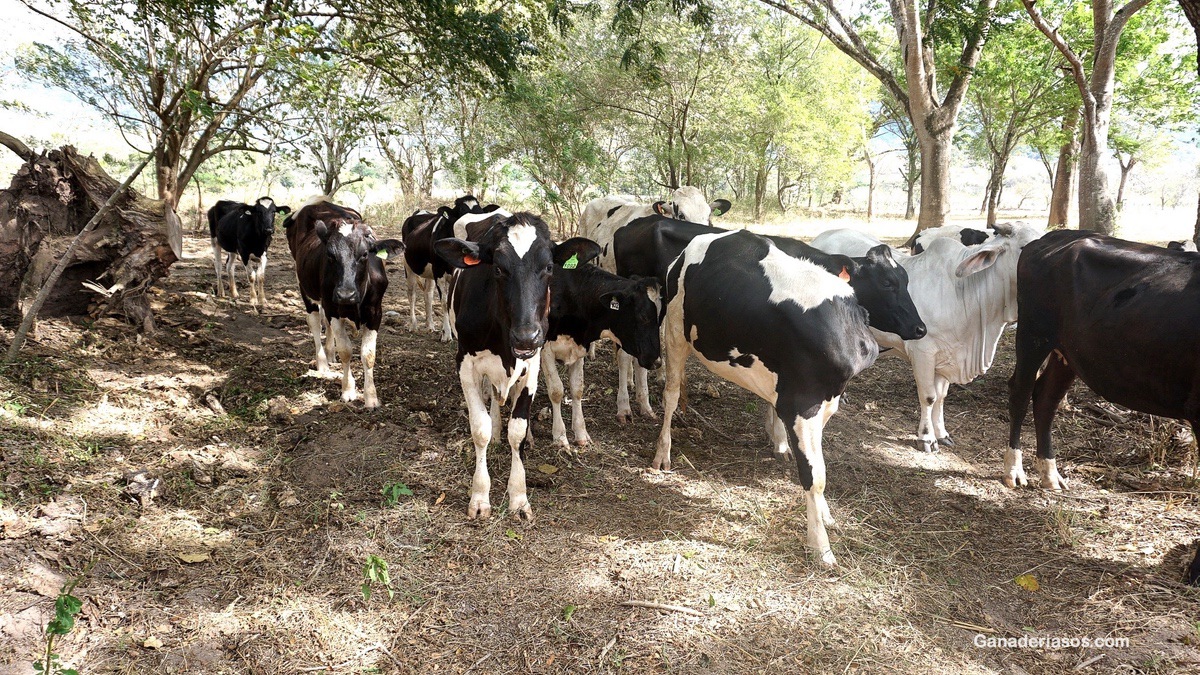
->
250, 197, 291, 235
315, 215, 402, 307
605, 277, 663, 370
653, 186, 732, 225
437, 213, 596, 358
847, 245, 926, 341
951, 221, 1045, 323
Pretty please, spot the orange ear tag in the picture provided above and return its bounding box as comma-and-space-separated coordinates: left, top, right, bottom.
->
838, 266, 851, 282
463, 254, 481, 266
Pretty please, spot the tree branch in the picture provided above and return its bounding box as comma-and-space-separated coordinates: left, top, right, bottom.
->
1022, 0, 1094, 118
0, 131, 34, 161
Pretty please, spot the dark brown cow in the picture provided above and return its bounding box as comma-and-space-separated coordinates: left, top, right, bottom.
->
1006, 229, 1200, 583
285, 197, 402, 409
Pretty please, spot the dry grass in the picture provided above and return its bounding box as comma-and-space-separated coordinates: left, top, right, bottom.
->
2, 226, 1200, 675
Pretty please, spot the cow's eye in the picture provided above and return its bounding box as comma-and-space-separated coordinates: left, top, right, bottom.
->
544, 263, 554, 275
494, 266, 506, 279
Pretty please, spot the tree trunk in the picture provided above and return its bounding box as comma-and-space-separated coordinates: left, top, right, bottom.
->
1077, 120, 1117, 234
1178, 0, 1200, 245
985, 159, 1008, 228
753, 163, 768, 221
914, 125, 954, 232
1048, 107, 1079, 228
0, 144, 179, 328
903, 149, 919, 220
865, 155, 877, 223
1115, 156, 1137, 212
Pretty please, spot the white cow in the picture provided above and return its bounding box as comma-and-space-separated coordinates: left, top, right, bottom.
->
811, 222, 1045, 452
580, 186, 731, 273
578, 186, 731, 422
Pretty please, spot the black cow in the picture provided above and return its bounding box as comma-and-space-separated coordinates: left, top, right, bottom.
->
655, 229, 879, 566
542, 263, 662, 448
208, 197, 291, 310
435, 213, 597, 522
611, 215, 925, 421
1167, 240, 1198, 252
1006, 230, 1200, 491
285, 197, 402, 409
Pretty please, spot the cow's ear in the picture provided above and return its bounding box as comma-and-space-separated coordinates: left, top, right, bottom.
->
554, 237, 602, 267
435, 238, 485, 268
276, 205, 291, 215
865, 244, 894, 266
955, 247, 1003, 277
709, 199, 732, 217
652, 201, 670, 217
370, 238, 404, 260
314, 219, 330, 241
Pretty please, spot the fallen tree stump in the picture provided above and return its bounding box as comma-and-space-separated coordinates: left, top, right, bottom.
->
0, 138, 180, 331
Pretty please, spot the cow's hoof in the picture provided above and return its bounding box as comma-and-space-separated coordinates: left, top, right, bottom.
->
467, 498, 492, 520
341, 389, 358, 403
815, 549, 837, 568
650, 458, 671, 472
1037, 458, 1068, 491
1003, 469, 1028, 488
363, 396, 380, 410
917, 438, 937, 453
510, 502, 534, 523
574, 436, 591, 448
938, 435, 955, 447
616, 412, 632, 425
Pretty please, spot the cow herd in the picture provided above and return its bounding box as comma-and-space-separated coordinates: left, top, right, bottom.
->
206, 191, 1200, 579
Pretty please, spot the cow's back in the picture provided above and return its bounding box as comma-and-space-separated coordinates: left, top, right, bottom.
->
1019, 229, 1200, 418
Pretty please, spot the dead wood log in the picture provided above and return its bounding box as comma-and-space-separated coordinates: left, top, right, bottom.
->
0, 140, 181, 332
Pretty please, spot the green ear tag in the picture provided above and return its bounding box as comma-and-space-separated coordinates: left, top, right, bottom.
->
562, 253, 579, 270
376, 249, 389, 260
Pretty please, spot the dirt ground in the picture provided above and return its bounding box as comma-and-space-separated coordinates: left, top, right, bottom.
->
2, 225, 1200, 675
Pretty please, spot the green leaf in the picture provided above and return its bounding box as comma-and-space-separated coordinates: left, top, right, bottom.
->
361, 582, 372, 601
562, 604, 577, 622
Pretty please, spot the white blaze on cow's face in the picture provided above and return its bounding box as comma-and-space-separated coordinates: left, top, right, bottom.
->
507, 223, 538, 258
758, 245, 855, 310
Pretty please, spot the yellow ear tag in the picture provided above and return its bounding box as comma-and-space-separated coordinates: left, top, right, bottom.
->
562, 253, 579, 270
375, 249, 389, 260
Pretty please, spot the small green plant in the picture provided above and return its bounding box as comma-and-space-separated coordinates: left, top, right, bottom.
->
34, 573, 89, 675
381, 481, 413, 507
361, 555, 394, 602
562, 604, 577, 622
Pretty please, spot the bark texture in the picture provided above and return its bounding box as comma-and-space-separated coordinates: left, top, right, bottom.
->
0, 145, 180, 328
1048, 107, 1079, 228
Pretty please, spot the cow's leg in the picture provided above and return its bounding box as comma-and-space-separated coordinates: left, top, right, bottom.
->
304, 306, 333, 374
911, 352, 939, 453
331, 318, 357, 402
652, 313, 689, 471
1031, 353, 1075, 491
1006, 333, 1055, 488
361, 328, 379, 409
424, 278, 437, 332
407, 274, 420, 331
244, 256, 259, 312
461, 366, 493, 519
781, 396, 836, 567
255, 253, 268, 312
211, 239, 224, 297
542, 349, 569, 448
616, 350, 633, 424
225, 252, 239, 300
506, 364, 538, 521
438, 278, 453, 342
635, 364, 655, 419
567, 357, 591, 447
932, 374, 953, 447
764, 405, 792, 459
321, 307, 338, 367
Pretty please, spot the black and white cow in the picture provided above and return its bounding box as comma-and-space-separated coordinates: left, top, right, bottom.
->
655, 229, 878, 566
435, 213, 597, 521
401, 195, 507, 341
285, 197, 403, 408
611, 215, 925, 422
579, 186, 732, 272
542, 261, 662, 448
912, 225, 990, 254
208, 197, 291, 310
